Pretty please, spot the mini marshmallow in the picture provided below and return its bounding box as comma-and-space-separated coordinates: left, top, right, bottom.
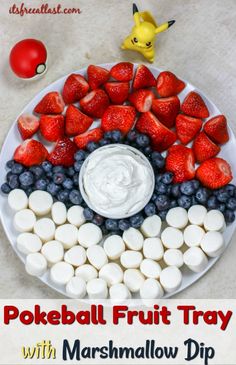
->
183, 247, 208, 273
120, 251, 143, 269
51, 202, 67, 225
8, 189, 28, 211
87, 245, 108, 270
184, 225, 205, 247
87, 278, 108, 299
17, 233, 42, 255
50, 261, 74, 285
200, 231, 225, 258
140, 259, 162, 279
66, 277, 87, 298
14, 209, 36, 232
103, 235, 125, 260
140, 279, 164, 299
163, 249, 184, 268
29, 191, 53, 216
25, 253, 47, 277
161, 227, 184, 249
55, 224, 78, 249
204, 210, 225, 232
123, 227, 144, 251
75, 264, 98, 282
41, 240, 64, 265
99, 263, 123, 286
140, 215, 162, 237
78, 223, 102, 248
159, 266, 182, 293
109, 283, 131, 300
34, 218, 55, 242
166, 207, 188, 229
143, 238, 164, 260
67, 206, 86, 227
64, 246, 87, 267
123, 269, 145, 292
188, 205, 207, 226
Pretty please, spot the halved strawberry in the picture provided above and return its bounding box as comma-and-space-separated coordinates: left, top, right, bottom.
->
40, 115, 64, 142
17, 114, 40, 140
156, 71, 185, 97
14, 139, 48, 167
204, 115, 229, 145
181, 91, 209, 118
176, 114, 203, 145
62, 74, 89, 104
34, 92, 65, 115
152, 96, 180, 128
87, 65, 109, 90
101, 105, 136, 134
128, 89, 154, 113
48, 137, 77, 166
135, 112, 176, 152
165, 145, 195, 183
196, 157, 232, 189
110, 62, 134, 82
133, 65, 156, 89
74, 128, 103, 149
104, 82, 129, 104
193, 131, 220, 163
80, 89, 110, 118
65, 105, 93, 137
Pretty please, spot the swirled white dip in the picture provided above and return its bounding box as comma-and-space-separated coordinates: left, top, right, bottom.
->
79, 144, 155, 219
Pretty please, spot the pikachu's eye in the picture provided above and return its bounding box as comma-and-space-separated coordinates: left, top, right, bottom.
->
133, 37, 138, 43
146, 42, 151, 46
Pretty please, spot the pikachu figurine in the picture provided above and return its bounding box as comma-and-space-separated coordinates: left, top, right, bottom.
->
122, 3, 175, 63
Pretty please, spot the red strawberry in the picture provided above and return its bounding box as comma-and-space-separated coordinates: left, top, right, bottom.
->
104, 82, 129, 104
193, 131, 220, 163
136, 112, 176, 152
152, 96, 180, 128
196, 157, 232, 189
17, 114, 39, 140
65, 105, 93, 137
101, 105, 136, 134
62, 74, 89, 104
166, 145, 195, 183
40, 115, 64, 142
133, 65, 156, 89
34, 92, 65, 115
181, 91, 209, 118
87, 65, 109, 90
48, 138, 77, 166
204, 115, 229, 145
156, 71, 185, 97
14, 139, 48, 167
129, 89, 154, 113
176, 114, 203, 145
74, 128, 103, 149
80, 89, 110, 118
110, 62, 134, 82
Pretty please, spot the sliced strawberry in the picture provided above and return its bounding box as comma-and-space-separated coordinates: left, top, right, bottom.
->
152, 96, 180, 128
62, 74, 89, 104
204, 115, 229, 145
133, 65, 156, 89
34, 92, 65, 115
80, 89, 110, 118
181, 91, 209, 118
39, 115, 64, 142
17, 114, 40, 140
166, 145, 195, 183
74, 128, 103, 149
101, 105, 136, 134
104, 82, 129, 104
14, 139, 48, 167
129, 89, 154, 113
176, 114, 203, 145
196, 157, 232, 189
87, 65, 109, 90
135, 112, 176, 152
156, 71, 185, 97
193, 131, 220, 163
48, 137, 77, 166
110, 62, 134, 82
65, 105, 93, 137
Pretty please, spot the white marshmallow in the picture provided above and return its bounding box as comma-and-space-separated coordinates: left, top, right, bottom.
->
140, 215, 162, 237
204, 210, 225, 232
166, 207, 188, 229
161, 227, 184, 249
183, 247, 208, 272
99, 263, 123, 286
140, 259, 162, 279
14, 209, 36, 232
17, 233, 42, 255
8, 189, 28, 211
87, 278, 108, 299
29, 191, 53, 216
75, 264, 98, 282
103, 235, 125, 260
143, 237, 164, 260
184, 225, 205, 247
67, 206, 86, 227
34, 218, 55, 242
123, 227, 144, 251
41, 240, 64, 265
55, 224, 78, 249
109, 283, 131, 300
64, 246, 87, 267
25, 253, 47, 277
120, 251, 143, 269
188, 205, 207, 226
66, 277, 87, 298
140, 279, 164, 299
78, 223, 102, 248
159, 266, 182, 293
200, 231, 225, 257
87, 245, 108, 270
163, 249, 183, 268
51, 202, 67, 225
123, 269, 145, 292
50, 262, 74, 285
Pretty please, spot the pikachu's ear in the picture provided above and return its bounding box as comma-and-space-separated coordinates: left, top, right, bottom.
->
155, 22, 169, 34
133, 12, 141, 27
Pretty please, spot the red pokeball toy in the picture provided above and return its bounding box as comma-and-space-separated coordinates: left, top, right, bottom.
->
9, 39, 47, 79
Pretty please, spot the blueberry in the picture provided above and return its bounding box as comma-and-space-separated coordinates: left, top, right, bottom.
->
151, 193, 158, 202
158, 210, 168, 221
151, 152, 165, 169
53, 172, 66, 185
155, 174, 163, 183
74, 161, 84, 172
92, 214, 104, 226
218, 203, 226, 213
129, 214, 144, 228
178, 195, 192, 209
63, 178, 74, 190
226, 184, 236, 197
207, 196, 219, 210
161, 172, 173, 185
144, 202, 156, 216
111, 130, 122, 142
52, 166, 65, 174
136, 134, 150, 147
155, 183, 168, 194
83, 208, 94, 221
57, 189, 69, 203
118, 219, 131, 231
1, 183, 11, 194
99, 139, 110, 147
42, 161, 52, 172
47, 183, 60, 196
180, 181, 196, 196
26, 187, 34, 196
74, 150, 86, 161
224, 210, 235, 224
46, 171, 53, 179
104, 131, 113, 140
155, 195, 170, 211
105, 219, 119, 231
143, 146, 152, 157
73, 173, 79, 186
195, 188, 209, 204
69, 190, 83, 205
29, 166, 44, 179
11, 163, 24, 175
6, 160, 15, 169
216, 189, 229, 203
66, 167, 75, 177
19, 171, 34, 187
35, 179, 47, 191
192, 180, 200, 190
226, 198, 236, 211
127, 130, 138, 142
170, 200, 177, 208
171, 184, 181, 198
191, 196, 198, 206
86, 142, 99, 152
